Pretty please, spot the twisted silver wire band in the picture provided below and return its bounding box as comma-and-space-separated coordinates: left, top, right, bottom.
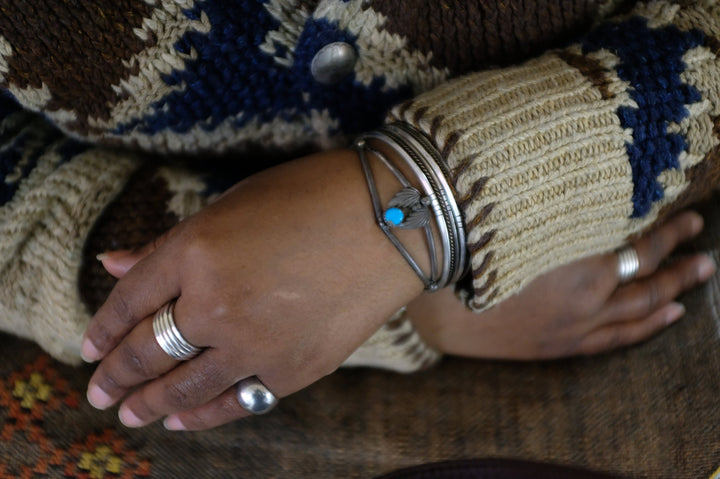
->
236, 376, 278, 415
153, 300, 203, 361
616, 245, 640, 283
355, 141, 439, 290
355, 123, 468, 291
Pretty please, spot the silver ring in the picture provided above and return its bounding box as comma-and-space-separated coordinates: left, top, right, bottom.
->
236, 376, 278, 415
616, 245, 640, 283
152, 300, 203, 361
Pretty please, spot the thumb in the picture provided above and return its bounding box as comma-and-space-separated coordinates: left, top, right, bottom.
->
97, 232, 171, 278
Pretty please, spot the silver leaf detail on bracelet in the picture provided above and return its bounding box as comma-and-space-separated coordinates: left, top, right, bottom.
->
384, 187, 431, 229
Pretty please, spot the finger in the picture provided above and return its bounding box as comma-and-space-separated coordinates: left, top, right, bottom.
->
86, 316, 177, 410
630, 210, 704, 278
98, 250, 136, 278
86, 293, 213, 410
593, 253, 716, 326
162, 373, 294, 431
99, 231, 173, 278
575, 301, 686, 356
162, 385, 252, 431
81, 241, 180, 362
115, 348, 253, 428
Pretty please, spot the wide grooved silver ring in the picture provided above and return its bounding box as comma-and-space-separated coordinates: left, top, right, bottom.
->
617, 245, 640, 284
236, 377, 278, 415
153, 300, 203, 361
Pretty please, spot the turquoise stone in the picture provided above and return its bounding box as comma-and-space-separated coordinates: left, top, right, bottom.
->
384, 207, 404, 226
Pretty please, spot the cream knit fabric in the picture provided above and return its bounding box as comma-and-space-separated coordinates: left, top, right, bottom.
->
0, 112, 139, 363
390, 0, 720, 311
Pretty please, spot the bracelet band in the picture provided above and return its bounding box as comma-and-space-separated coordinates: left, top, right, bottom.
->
355, 140, 440, 290
354, 123, 468, 291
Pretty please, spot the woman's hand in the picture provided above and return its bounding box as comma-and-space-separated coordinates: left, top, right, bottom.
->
409, 210, 716, 360
81, 149, 427, 431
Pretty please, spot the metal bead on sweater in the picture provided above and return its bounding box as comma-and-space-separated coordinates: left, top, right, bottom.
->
311, 42, 358, 84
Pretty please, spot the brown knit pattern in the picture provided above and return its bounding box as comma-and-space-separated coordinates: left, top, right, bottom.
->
373, 0, 608, 75
79, 166, 180, 314
0, 0, 157, 135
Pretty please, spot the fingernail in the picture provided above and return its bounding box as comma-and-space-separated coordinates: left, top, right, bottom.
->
80, 338, 100, 363
666, 302, 686, 324
87, 385, 114, 410
96, 253, 108, 262
119, 404, 145, 428
698, 256, 717, 281
164, 415, 187, 431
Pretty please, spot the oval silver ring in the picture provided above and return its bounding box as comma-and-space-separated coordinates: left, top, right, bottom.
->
616, 244, 640, 284
152, 300, 203, 361
236, 376, 278, 415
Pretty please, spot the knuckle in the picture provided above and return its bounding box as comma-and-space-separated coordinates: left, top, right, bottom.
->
108, 284, 139, 326
646, 281, 662, 313
647, 232, 666, 270
95, 369, 122, 395
133, 394, 162, 419
195, 359, 226, 392
88, 321, 114, 352
181, 231, 213, 265
162, 380, 196, 410
117, 342, 153, 378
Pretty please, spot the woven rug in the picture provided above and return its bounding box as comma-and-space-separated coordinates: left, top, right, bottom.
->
3, 199, 720, 478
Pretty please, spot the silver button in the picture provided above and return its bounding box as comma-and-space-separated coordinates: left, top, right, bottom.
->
310, 42, 357, 85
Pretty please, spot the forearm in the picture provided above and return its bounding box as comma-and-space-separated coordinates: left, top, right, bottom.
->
389, 0, 720, 312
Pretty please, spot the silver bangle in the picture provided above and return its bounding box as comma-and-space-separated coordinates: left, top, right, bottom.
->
354, 123, 468, 290
355, 140, 440, 290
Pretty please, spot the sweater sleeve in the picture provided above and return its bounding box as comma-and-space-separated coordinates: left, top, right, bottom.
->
0, 96, 140, 362
0, 95, 219, 364
388, 0, 720, 312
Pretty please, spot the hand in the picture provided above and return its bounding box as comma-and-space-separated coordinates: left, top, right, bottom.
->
81, 149, 426, 431
408, 210, 716, 360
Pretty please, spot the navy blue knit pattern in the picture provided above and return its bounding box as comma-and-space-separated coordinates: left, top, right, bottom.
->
582, 17, 703, 218
113, 0, 410, 144
0, 108, 83, 207
0, 117, 54, 207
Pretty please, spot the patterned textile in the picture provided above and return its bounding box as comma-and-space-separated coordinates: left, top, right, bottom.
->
0, 0, 609, 153
2, 0, 720, 369
391, 1, 720, 310
1, 192, 720, 477
0, 0, 617, 370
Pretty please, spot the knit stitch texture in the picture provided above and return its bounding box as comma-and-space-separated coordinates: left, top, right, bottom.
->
3, 0, 716, 370
390, 0, 720, 310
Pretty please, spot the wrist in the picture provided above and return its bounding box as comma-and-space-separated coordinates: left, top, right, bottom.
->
353, 124, 467, 292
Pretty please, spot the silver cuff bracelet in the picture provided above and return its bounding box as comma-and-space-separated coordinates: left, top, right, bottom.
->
354, 123, 468, 291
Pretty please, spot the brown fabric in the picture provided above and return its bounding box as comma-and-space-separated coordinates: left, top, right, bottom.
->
79, 166, 179, 313
376, 459, 626, 479
3, 197, 720, 477
372, 0, 604, 74
0, 1, 156, 134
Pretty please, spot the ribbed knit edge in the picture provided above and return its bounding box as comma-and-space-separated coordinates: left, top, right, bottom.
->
0, 148, 139, 364
388, 1, 720, 312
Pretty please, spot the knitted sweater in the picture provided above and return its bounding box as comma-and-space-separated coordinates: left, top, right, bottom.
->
1, 0, 719, 371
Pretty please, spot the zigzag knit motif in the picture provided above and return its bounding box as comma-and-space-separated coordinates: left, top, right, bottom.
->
390, 0, 720, 311
0, 107, 140, 363
4, 0, 695, 371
